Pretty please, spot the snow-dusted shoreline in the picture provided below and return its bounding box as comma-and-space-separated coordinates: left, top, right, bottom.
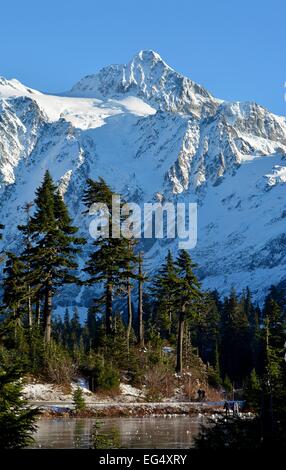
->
22, 380, 227, 416
23, 380, 145, 405
32, 401, 225, 418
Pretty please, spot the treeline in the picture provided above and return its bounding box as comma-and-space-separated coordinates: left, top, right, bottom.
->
51, 273, 286, 390
195, 286, 286, 449
0, 171, 286, 393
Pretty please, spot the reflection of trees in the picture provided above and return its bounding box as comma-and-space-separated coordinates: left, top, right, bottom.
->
92, 421, 120, 449
73, 419, 87, 448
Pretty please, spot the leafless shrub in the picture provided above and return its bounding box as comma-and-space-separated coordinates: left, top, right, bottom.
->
144, 365, 176, 401
44, 342, 77, 385
182, 376, 199, 400
182, 375, 223, 402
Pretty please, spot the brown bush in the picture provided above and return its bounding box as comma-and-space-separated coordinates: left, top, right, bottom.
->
182, 376, 199, 400
144, 365, 176, 401
182, 375, 223, 402
44, 342, 77, 385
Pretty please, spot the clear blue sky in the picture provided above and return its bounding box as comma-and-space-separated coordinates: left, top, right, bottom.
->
0, 0, 285, 115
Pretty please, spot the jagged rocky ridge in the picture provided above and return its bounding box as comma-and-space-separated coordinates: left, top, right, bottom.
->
1, 50, 286, 310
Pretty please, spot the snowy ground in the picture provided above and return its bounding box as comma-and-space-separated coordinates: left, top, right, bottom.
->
22, 379, 145, 404
22, 378, 226, 415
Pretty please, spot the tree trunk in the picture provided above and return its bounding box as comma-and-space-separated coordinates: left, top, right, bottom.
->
176, 304, 186, 374
28, 285, 33, 329
25, 202, 33, 330
44, 280, 52, 343
36, 294, 41, 326
105, 281, 113, 335
138, 253, 144, 348
168, 306, 172, 336
126, 279, 133, 353
13, 308, 17, 341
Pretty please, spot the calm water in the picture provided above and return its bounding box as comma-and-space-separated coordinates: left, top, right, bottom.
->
31, 416, 207, 449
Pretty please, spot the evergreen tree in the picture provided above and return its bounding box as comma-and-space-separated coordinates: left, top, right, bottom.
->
85, 306, 97, 350
84, 178, 121, 335
137, 251, 145, 348
263, 298, 285, 353
83, 178, 138, 339
110, 313, 129, 367
151, 250, 178, 339
195, 414, 262, 450
220, 289, 252, 382
223, 375, 233, 397
19, 171, 85, 343
124, 240, 139, 353
191, 292, 221, 368
244, 369, 261, 410
243, 288, 261, 370
72, 386, 86, 412
63, 308, 71, 348
23, 202, 34, 329
207, 341, 222, 388
2, 252, 29, 333
0, 362, 39, 448
152, 250, 201, 373
70, 307, 82, 348
174, 250, 201, 374
262, 298, 286, 395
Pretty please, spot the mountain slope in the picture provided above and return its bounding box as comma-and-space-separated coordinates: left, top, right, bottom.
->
0, 50, 286, 306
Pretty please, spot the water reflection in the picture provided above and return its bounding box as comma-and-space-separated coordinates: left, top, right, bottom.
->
31, 416, 206, 449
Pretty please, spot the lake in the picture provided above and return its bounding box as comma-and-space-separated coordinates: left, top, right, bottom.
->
31, 415, 207, 449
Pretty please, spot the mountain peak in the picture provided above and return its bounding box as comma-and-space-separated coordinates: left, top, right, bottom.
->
137, 49, 161, 59
132, 49, 170, 67
69, 51, 218, 117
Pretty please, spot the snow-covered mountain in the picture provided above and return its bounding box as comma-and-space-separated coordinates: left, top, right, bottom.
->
1, 50, 286, 306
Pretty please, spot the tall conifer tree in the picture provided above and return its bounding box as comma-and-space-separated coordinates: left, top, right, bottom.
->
174, 250, 201, 374
83, 178, 138, 340
19, 171, 84, 342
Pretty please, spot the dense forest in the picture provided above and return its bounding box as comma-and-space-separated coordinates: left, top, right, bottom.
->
0, 171, 286, 449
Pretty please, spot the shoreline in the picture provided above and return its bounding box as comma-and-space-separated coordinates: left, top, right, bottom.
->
30, 401, 232, 418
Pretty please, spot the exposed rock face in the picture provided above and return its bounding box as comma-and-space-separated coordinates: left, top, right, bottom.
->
70, 50, 219, 117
